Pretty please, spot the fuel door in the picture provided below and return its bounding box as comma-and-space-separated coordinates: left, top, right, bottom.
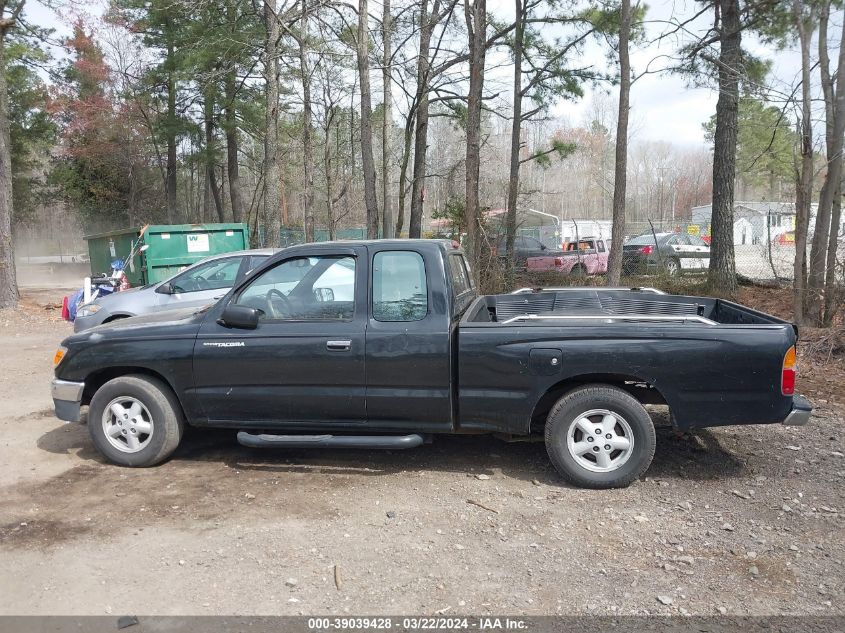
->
530, 348, 563, 376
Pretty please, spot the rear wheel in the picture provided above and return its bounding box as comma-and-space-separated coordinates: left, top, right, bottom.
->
570, 264, 587, 278
544, 384, 656, 489
88, 374, 184, 467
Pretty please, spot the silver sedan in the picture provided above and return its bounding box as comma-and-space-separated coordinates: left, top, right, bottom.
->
73, 249, 275, 332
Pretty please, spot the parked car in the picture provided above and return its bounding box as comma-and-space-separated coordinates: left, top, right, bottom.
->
73, 249, 275, 332
622, 232, 710, 275
52, 239, 810, 489
495, 235, 562, 268
527, 237, 609, 276
775, 230, 796, 245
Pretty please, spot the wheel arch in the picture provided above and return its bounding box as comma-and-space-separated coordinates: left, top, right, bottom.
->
529, 373, 669, 434
102, 313, 133, 324
81, 367, 187, 422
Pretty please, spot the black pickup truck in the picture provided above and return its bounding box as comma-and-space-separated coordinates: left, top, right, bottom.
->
51, 239, 811, 488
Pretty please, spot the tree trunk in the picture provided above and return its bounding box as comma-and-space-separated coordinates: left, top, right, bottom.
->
357, 0, 380, 238
325, 122, 335, 240
822, 1, 842, 327
503, 0, 524, 287
165, 35, 178, 224
224, 61, 244, 222
409, 0, 439, 239
793, 0, 815, 325
708, 0, 740, 294
264, 0, 282, 247
607, 0, 631, 286
808, 0, 845, 325
204, 92, 225, 222
464, 0, 491, 290
395, 113, 414, 236
823, 192, 841, 326
381, 0, 393, 238
0, 32, 17, 309
300, 2, 315, 242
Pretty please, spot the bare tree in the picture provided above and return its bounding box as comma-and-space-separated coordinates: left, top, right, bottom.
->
607, 0, 631, 286
0, 0, 24, 309
381, 0, 393, 238
821, 0, 844, 326
808, 0, 845, 325
408, 0, 442, 239
357, 0, 379, 238
264, 0, 282, 247
464, 0, 490, 287
299, 0, 315, 242
792, 0, 815, 325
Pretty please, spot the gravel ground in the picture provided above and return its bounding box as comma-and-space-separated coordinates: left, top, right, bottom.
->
0, 288, 843, 617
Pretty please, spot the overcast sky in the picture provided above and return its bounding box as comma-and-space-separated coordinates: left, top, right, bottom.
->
548, 0, 807, 147
26, 0, 811, 149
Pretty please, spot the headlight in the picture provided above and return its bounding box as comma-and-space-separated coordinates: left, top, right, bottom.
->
76, 303, 102, 317
53, 346, 68, 367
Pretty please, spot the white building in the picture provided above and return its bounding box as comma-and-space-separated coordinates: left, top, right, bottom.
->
690, 201, 818, 245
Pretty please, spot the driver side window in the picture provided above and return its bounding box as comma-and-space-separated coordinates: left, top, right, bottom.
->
235, 255, 356, 321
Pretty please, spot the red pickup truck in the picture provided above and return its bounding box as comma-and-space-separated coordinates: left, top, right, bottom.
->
526, 237, 609, 276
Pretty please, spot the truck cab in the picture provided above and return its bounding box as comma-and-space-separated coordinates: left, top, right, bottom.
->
190, 240, 473, 432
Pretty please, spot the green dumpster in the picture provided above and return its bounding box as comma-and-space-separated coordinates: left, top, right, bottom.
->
84, 223, 250, 286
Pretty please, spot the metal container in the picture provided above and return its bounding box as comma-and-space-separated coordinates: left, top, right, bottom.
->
84, 223, 250, 285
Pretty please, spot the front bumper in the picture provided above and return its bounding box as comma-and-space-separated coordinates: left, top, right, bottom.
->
783, 394, 812, 426
52, 378, 85, 423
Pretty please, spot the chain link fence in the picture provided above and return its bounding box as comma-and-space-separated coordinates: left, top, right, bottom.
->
268, 218, 844, 288
518, 214, 845, 286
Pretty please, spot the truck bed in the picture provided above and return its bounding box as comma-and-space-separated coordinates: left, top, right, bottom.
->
462, 287, 793, 331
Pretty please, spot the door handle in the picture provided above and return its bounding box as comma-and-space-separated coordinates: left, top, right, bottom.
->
326, 339, 352, 351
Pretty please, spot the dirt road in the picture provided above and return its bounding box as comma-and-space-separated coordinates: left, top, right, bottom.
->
0, 289, 843, 616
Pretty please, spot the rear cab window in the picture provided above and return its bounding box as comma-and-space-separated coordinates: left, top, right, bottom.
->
372, 251, 428, 322
448, 253, 473, 297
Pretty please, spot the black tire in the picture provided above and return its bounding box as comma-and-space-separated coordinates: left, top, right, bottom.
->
664, 257, 680, 276
570, 264, 587, 277
544, 384, 656, 489
88, 374, 184, 467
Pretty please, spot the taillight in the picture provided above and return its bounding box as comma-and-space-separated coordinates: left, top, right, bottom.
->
782, 345, 796, 395
554, 257, 564, 267
639, 245, 654, 255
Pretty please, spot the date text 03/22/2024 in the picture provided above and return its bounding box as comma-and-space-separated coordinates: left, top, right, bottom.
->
307, 617, 528, 630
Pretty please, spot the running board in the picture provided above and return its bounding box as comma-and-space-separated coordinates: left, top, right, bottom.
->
237, 431, 427, 450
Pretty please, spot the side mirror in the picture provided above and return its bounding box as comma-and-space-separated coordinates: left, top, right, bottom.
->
156, 282, 174, 295
540, 244, 547, 250
218, 304, 260, 329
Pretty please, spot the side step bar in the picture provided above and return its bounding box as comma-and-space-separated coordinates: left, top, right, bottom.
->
237, 431, 427, 450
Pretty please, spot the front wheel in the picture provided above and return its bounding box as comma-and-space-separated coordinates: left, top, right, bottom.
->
544, 384, 656, 488
88, 374, 184, 467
